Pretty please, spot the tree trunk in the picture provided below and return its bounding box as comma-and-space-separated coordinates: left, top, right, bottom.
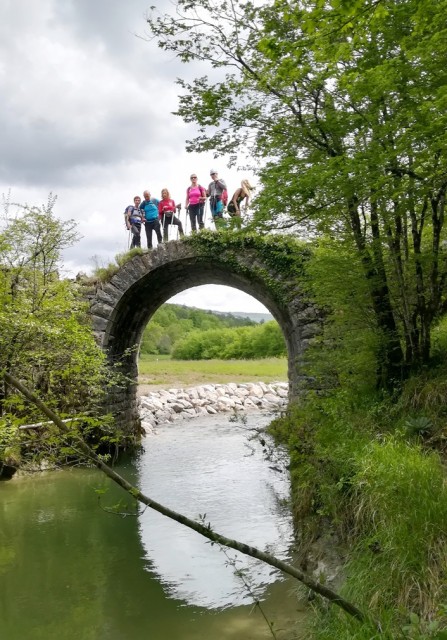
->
348, 198, 404, 387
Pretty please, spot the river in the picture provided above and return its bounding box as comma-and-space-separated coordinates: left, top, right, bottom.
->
0, 413, 308, 639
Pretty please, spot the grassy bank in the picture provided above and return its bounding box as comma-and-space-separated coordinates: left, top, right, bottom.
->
138, 354, 287, 388
271, 369, 447, 639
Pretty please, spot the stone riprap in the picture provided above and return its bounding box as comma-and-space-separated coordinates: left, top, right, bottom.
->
139, 382, 288, 434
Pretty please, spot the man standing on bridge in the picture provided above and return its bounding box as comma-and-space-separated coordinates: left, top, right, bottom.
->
140, 190, 163, 249
207, 169, 227, 228
124, 196, 143, 248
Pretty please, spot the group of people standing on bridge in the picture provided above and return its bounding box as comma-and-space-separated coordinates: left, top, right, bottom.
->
124, 169, 254, 249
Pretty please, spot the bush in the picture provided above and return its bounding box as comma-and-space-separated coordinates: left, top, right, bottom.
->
172, 321, 286, 360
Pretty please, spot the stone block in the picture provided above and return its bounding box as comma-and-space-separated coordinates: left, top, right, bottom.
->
218, 397, 236, 408
264, 393, 281, 404
206, 406, 218, 414
249, 384, 264, 398
244, 399, 258, 410
141, 421, 156, 435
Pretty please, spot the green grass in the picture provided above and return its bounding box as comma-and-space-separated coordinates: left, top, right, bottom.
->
138, 354, 287, 388
271, 384, 447, 639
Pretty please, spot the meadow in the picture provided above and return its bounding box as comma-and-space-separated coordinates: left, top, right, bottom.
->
138, 354, 287, 389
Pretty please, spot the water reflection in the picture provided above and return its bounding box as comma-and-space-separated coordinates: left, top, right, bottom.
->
0, 414, 307, 639
137, 414, 293, 608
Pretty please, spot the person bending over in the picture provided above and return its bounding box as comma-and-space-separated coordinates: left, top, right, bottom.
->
227, 179, 254, 228
158, 188, 184, 241
140, 190, 162, 249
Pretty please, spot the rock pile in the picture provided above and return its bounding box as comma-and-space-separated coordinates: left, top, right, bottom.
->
139, 382, 288, 434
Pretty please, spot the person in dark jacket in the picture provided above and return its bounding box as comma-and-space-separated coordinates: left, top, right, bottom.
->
124, 196, 143, 248
207, 169, 227, 228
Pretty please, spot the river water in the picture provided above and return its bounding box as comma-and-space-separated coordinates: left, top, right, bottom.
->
0, 413, 308, 639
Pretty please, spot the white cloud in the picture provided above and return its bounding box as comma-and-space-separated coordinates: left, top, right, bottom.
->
0, 0, 261, 312
170, 286, 269, 314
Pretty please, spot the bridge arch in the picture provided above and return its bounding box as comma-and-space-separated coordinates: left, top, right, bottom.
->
86, 234, 321, 436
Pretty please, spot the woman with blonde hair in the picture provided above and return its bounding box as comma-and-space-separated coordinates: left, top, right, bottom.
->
227, 180, 254, 226
158, 188, 184, 241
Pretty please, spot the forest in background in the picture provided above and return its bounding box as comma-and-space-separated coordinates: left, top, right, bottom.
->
139, 303, 286, 359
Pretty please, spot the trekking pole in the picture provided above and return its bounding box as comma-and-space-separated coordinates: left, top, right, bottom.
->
203, 199, 208, 229
185, 205, 189, 236
176, 204, 181, 240
163, 213, 168, 242
170, 210, 174, 241
200, 199, 206, 231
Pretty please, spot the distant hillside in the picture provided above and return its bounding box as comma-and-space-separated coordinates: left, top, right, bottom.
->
140, 303, 257, 356
214, 310, 273, 323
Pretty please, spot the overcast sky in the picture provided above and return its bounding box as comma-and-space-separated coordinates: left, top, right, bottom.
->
0, 0, 268, 314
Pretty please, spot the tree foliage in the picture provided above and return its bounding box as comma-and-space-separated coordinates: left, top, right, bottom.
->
140, 302, 256, 355
146, 0, 447, 387
0, 198, 117, 468
172, 320, 286, 360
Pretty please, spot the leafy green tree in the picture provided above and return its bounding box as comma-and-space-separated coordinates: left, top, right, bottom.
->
146, 0, 447, 387
0, 198, 116, 468
139, 303, 255, 356
172, 329, 226, 359
172, 321, 285, 359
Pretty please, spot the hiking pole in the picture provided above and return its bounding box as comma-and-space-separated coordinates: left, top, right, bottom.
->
203, 199, 208, 229
177, 203, 182, 239
185, 205, 189, 236
163, 212, 168, 242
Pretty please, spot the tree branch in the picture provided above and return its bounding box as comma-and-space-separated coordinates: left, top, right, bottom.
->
4, 370, 367, 624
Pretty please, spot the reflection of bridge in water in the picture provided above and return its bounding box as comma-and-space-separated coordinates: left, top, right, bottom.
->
85, 235, 322, 435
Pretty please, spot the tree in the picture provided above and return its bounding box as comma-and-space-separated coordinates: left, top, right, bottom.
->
146, 0, 447, 387
0, 198, 117, 468
139, 303, 255, 356
171, 321, 286, 359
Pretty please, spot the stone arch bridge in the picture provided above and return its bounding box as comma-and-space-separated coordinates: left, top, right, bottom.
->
85, 234, 321, 436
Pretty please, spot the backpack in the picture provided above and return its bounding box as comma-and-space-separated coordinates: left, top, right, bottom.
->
222, 189, 228, 206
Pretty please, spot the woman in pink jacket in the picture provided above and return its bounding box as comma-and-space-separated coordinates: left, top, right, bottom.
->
158, 188, 184, 241
185, 174, 206, 232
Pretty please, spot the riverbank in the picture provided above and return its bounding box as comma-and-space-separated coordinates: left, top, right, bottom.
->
270, 372, 447, 639
139, 381, 288, 433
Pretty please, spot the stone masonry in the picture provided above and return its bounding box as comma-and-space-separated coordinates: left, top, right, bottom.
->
85, 237, 322, 438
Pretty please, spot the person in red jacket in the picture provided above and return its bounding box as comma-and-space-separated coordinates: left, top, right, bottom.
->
158, 188, 184, 241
